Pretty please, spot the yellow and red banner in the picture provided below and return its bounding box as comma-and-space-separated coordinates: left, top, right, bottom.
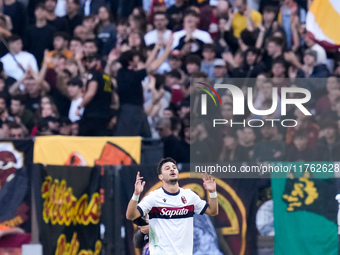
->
307, 0, 340, 49
33, 136, 141, 166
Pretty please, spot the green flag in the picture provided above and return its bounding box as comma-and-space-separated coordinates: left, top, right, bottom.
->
272, 162, 338, 255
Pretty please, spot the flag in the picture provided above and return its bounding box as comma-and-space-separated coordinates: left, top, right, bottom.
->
33, 136, 141, 166
0, 139, 33, 232
307, 0, 340, 49
32, 164, 102, 255
272, 167, 338, 255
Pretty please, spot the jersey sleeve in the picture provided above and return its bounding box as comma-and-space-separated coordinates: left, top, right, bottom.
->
137, 192, 154, 217
190, 190, 209, 215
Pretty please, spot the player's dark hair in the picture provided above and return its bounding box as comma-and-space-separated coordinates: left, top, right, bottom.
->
157, 157, 177, 175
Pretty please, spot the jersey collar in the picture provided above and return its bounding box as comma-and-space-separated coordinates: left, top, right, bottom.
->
162, 187, 180, 196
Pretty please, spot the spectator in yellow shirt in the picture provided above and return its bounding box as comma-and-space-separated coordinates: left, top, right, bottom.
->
232, 0, 262, 38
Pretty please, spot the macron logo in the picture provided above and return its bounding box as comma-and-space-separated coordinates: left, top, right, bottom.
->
160, 208, 189, 218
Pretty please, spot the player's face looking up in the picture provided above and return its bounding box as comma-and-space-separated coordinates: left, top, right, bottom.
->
159, 162, 179, 184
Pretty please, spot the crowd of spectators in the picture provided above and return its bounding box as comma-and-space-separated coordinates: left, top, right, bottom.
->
0, 0, 339, 163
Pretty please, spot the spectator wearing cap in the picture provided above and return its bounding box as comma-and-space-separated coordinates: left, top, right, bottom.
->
67, 77, 84, 122
297, 49, 329, 79
316, 120, 340, 161
213, 58, 229, 82
79, 0, 105, 16
165, 70, 182, 105
45, 0, 69, 32
62, 0, 83, 35
172, 9, 213, 54
166, 0, 187, 31
77, 54, 112, 136
1, 35, 39, 81
232, 0, 262, 38
200, 44, 217, 78
25, 3, 56, 67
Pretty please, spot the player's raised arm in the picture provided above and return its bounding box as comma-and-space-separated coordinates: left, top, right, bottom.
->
202, 173, 219, 216
126, 171, 146, 220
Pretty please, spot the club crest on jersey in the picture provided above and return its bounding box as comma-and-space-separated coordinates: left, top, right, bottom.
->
163, 198, 167, 202
181, 196, 187, 204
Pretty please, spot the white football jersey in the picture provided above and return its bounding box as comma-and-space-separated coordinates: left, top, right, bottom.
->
137, 187, 208, 255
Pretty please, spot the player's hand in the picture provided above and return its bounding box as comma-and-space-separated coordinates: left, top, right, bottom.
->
134, 171, 146, 195
202, 173, 216, 193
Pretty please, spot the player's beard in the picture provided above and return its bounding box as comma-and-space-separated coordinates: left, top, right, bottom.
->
166, 178, 178, 185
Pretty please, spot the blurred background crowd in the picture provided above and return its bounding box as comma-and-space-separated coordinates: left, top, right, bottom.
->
0, 0, 338, 164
